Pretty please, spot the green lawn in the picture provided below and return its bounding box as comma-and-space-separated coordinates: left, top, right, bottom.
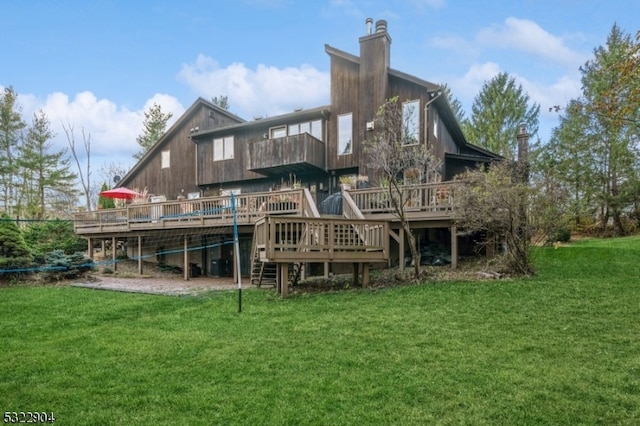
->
1, 237, 639, 425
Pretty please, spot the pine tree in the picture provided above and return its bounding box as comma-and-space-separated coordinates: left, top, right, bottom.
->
0, 86, 27, 215
134, 103, 173, 160
17, 110, 78, 219
462, 72, 540, 158
0, 213, 33, 272
212, 95, 230, 110
97, 182, 115, 209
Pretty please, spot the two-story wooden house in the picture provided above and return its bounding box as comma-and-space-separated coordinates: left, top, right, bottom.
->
75, 19, 499, 291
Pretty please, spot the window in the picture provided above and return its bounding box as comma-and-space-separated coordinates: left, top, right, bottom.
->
281, 120, 323, 141
311, 120, 322, 140
433, 108, 439, 138
213, 136, 234, 161
270, 126, 287, 139
338, 113, 353, 155
402, 100, 420, 145
161, 150, 170, 169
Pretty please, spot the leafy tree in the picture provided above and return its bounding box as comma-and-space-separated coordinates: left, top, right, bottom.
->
453, 161, 537, 275
0, 213, 33, 273
364, 96, 443, 278
63, 123, 93, 211
16, 110, 78, 219
134, 103, 173, 160
0, 86, 27, 215
579, 24, 639, 235
462, 72, 540, 158
212, 95, 230, 110
541, 100, 599, 227
549, 25, 640, 235
589, 28, 640, 130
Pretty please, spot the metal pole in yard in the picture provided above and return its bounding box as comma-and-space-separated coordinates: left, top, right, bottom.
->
231, 193, 242, 313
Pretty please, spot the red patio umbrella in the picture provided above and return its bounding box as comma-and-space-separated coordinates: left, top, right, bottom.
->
99, 187, 141, 200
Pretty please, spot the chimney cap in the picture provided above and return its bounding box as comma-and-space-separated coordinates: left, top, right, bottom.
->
375, 19, 387, 33
365, 17, 373, 34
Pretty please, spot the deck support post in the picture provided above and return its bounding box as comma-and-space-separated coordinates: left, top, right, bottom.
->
279, 263, 289, 298
112, 237, 117, 271
398, 229, 405, 270
352, 262, 359, 287
451, 225, 458, 270
87, 237, 93, 259
137, 236, 143, 275
362, 263, 370, 287
183, 235, 189, 281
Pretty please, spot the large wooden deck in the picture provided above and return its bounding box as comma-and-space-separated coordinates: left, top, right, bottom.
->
73, 183, 456, 235
74, 183, 458, 291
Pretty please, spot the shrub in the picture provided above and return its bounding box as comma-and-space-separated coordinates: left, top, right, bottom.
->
23, 219, 86, 256
0, 213, 34, 277
548, 227, 571, 244
43, 250, 95, 280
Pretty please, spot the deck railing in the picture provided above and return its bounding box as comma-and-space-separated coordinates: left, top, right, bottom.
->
74, 188, 317, 234
73, 182, 457, 235
253, 216, 389, 263
348, 181, 456, 215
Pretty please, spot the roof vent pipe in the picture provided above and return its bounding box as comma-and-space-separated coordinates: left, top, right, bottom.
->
366, 18, 373, 35
375, 19, 387, 33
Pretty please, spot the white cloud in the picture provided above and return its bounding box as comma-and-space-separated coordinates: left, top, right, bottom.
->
15, 90, 185, 176
452, 61, 502, 101
177, 54, 330, 118
476, 17, 588, 67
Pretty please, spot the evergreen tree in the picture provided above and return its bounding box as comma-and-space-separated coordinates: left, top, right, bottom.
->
97, 182, 116, 209
0, 213, 33, 272
212, 95, 230, 110
441, 83, 465, 124
17, 110, 78, 219
462, 72, 540, 158
0, 86, 27, 215
134, 103, 173, 160
23, 219, 86, 257
577, 24, 639, 235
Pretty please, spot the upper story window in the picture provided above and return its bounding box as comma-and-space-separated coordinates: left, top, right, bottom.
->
338, 113, 353, 155
433, 108, 439, 138
161, 150, 170, 169
276, 119, 324, 141
213, 136, 234, 161
402, 100, 420, 145
270, 126, 287, 139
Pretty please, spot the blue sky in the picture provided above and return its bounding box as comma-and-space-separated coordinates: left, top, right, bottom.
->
1, 0, 638, 179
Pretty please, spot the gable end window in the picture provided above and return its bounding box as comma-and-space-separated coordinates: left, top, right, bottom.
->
161, 150, 170, 169
402, 100, 420, 145
338, 113, 353, 155
213, 136, 234, 161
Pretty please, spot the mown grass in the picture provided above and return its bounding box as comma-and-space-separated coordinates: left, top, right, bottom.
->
1, 237, 639, 425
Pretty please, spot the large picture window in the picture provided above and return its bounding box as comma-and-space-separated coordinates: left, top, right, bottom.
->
338, 113, 353, 155
213, 136, 234, 161
402, 100, 420, 145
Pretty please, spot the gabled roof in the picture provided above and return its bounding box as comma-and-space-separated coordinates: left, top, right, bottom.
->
118, 97, 245, 187
190, 105, 331, 140
324, 44, 497, 158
